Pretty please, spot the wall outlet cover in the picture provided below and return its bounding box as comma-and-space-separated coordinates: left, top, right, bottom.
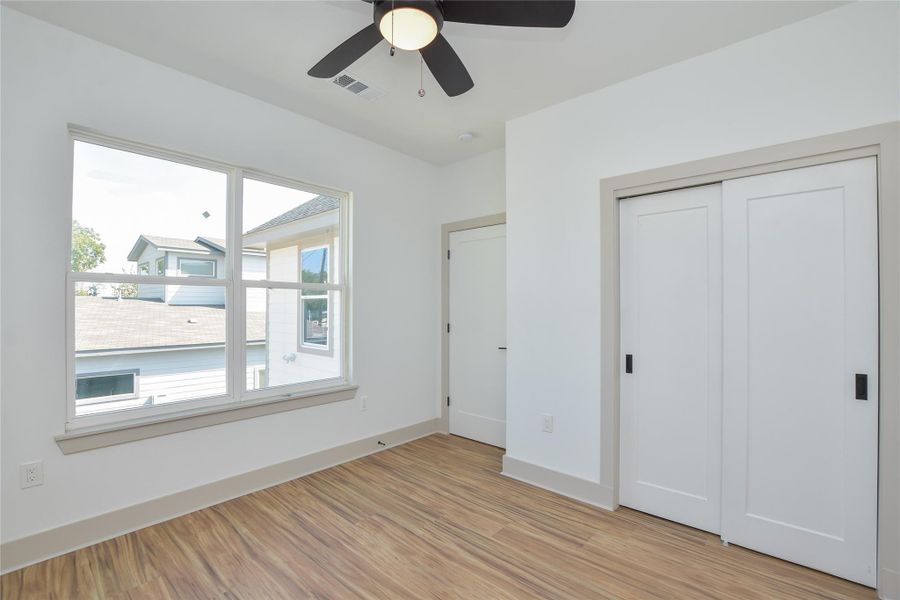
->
541, 414, 554, 433
20, 461, 44, 489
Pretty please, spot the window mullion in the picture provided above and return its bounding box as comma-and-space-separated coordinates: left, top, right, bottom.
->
230, 169, 245, 402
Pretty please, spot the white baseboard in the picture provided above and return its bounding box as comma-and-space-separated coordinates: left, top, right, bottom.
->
502, 454, 615, 510
1, 418, 441, 575
881, 567, 900, 600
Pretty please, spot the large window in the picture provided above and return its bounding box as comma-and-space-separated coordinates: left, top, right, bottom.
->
68, 131, 350, 428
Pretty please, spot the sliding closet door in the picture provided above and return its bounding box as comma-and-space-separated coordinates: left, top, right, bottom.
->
620, 185, 723, 534
721, 157, 878, 586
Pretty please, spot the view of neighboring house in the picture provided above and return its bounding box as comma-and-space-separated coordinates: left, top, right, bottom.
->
74, 196, 341, 415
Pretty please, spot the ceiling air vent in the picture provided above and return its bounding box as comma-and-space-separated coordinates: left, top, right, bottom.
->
332, 73, 385, 101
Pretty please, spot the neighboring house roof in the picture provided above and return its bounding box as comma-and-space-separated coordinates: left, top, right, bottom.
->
246, 196, 339, 234
127, 235, 264, 262
75, 296, 265, 353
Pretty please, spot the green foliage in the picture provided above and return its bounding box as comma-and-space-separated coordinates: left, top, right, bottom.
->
112, 282, 137, 298
71, 221, 106, 272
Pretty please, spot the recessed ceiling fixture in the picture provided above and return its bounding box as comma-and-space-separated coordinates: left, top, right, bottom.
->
308, 0, 576, 97
457, 132, 474, 143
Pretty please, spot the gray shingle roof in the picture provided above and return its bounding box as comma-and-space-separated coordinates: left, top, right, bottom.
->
142, 235, 219, 253
246, 196, 339, 234
75, 296, 265, 353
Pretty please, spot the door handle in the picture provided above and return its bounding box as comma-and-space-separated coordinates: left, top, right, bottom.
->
855, 373, 868, 400
625, 354, 633, 374
498, 346, 507, 350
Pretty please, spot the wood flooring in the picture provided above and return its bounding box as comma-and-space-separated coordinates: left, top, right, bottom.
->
0, 434, 877, 599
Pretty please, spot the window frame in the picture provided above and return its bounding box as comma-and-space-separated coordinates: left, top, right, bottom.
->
66, 127, 353, 431
177, 256, 217, 278
75, 369, 140, 405
137, 262, 150, 275
156, 256, 166, 275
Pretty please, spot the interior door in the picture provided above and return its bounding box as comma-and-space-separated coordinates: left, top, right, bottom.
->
721, 157, 878, 586
449, 223, 506, 448
619, 185, 723, 534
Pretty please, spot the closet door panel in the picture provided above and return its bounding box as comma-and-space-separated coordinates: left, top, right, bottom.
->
721, 157, 878, 586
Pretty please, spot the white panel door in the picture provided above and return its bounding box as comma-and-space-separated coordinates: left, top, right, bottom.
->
449, 224, 506, 448
722, 158, 878, 586
620, 185, 723, 534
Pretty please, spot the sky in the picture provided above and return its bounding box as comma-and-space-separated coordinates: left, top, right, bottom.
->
72, 141, 319, 274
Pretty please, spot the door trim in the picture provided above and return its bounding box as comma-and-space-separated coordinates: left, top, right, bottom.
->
440, 213, 507, 434
600, 121, 899, 593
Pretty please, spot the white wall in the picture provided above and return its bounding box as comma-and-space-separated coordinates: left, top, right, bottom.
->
505, 0, 898, 483
436, 148, 506, 225
0, 7, 440, 543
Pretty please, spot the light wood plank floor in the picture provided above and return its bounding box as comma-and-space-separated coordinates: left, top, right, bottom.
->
1, 434, 877, 599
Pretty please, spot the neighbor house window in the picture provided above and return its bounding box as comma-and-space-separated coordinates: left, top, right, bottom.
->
300, 245, 330, 350
68, 130, 350, 429
76, 370, 138, 404
178, 257, 216, 277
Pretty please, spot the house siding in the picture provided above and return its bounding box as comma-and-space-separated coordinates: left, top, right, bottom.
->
135, 246, 164, 300
264, 238, 341, 388
75, 345, 266, 410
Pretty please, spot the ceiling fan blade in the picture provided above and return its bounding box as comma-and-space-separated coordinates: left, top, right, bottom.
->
420, 34, 474, 97
308, 23, 383, 78
441, 0, 575, 27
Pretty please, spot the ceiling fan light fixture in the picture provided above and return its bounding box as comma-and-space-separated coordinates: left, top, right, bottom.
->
378, 7, 438, 50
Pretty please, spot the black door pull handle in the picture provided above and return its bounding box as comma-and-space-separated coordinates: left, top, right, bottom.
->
625, 354, 633, 374
855, 374, 868, 400
498, 346, 507, 350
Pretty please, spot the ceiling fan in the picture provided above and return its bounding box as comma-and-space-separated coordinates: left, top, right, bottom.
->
308, 0, 576, 97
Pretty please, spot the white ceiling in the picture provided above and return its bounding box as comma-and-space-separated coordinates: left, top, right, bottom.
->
8, 0, 843, 164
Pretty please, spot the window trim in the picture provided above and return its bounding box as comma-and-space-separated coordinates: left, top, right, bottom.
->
75, 369, 140, 405
177, 256, 217, 278
65, 125, 353, 435
156, 256, 166, 275
137, 262, 150, 275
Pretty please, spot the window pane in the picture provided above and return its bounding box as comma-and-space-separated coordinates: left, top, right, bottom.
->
302, 297, 328, 346
242, 178, 340, 283
178, 258, 216, 277
75, 283, 228, 416
246, 288, 341, 391
72, 141, 226, 278
76, 372, 136, 401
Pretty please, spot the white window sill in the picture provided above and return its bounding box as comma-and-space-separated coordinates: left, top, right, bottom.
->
55, 384, 358, 454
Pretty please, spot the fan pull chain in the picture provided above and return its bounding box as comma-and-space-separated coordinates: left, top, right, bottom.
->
389, 0, 395, 56
418, 56, 426, 97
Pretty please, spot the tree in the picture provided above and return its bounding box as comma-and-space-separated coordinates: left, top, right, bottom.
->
71, 221, 106, 272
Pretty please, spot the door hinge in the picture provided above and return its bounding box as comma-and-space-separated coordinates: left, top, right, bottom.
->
447, 249, 451, 260
447, 396, 450, 407
625, 354, 633, 374
447, 323, 450, 333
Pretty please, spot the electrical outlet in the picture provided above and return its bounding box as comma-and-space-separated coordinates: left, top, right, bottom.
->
541, 414, 554, 433
20, 461, 43, 489
360, 395, 368, 411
